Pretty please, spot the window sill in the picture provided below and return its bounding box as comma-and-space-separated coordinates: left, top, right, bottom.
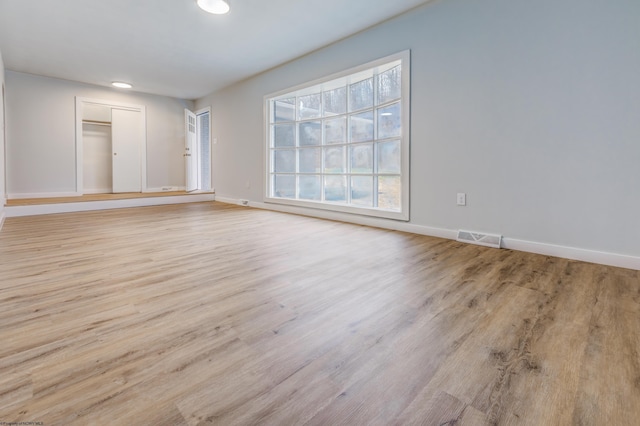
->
263, 196, 409, 221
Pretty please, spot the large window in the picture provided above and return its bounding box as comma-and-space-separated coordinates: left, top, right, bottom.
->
265, 51, 409, 220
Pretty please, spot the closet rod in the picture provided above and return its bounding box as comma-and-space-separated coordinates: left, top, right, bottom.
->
83, 119, 112, 126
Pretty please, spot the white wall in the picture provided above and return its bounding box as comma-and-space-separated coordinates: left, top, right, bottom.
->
196, 0, 640, 260
5, 71, 193, 195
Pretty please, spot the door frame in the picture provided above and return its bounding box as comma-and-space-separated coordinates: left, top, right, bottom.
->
184, 107, 212, 192
195, 107, 212, 192
75, 97, 147, 194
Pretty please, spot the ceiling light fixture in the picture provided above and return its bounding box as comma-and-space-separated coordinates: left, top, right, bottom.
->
196, 0, 230, 14
112, 82, 132, 89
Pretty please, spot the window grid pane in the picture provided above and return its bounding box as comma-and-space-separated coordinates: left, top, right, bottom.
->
349, 78, 374, 112
298, 94, 322, 120
273, 123, 295, 147
268, 58, 404, 213
274, 98, 295, 123
299, 121, 322, 146
324, 117, 347, 145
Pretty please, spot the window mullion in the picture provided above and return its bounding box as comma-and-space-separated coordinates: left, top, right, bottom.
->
266, 52, 406, 217
372, 71, 379, 209
346, 86, 352, 205
321, 95, 326, 203
295, 97, 299, 200
321, 123, 326, 203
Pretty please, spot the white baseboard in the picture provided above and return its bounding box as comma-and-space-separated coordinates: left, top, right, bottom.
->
83, 188, 112, 195
8, 191, 81, 199
501, 238, 640, 271
145, 186, 187, 193
9, 188, 191, 198
214, 197, 640, 271
6, 193, 215, 217
214, 196, 249, 206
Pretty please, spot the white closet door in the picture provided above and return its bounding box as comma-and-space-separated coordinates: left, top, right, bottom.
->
112, 108, 143, 193
185, 109, 198, 192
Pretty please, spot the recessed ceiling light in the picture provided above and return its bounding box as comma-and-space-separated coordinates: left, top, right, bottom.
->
197, 0, 230, 14
381, 112, 393, 116
112, 82, 132, 89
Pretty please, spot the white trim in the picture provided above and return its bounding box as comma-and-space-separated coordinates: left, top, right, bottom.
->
0, 211, 5, 231
5, 193, 215, 217
215, 196, 252, 207
8, 189, 190, 198
82, 188, 113, 195
75, 97, 84, 193
195, 107, 211, 116
9, 192, 81, 199
144, 186, 187, 193
215, 197, 640, 271
501, 238, 640, 271
140, 106, 148, 192
196, 106, 212, 192
263, 50, 411, 222
263, 197, 408, 221
75, 97, 148, 195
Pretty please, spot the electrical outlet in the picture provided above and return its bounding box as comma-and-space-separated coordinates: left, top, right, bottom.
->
457, 193, 466, 206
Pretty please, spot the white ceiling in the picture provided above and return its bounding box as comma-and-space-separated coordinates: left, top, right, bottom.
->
0, 0, 432, 100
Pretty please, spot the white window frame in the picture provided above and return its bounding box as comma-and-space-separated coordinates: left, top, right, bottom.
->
263, 50, 410, 221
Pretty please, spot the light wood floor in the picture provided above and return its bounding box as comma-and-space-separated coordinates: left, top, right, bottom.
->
0, 202, 639, 425
6, 191, 203, 206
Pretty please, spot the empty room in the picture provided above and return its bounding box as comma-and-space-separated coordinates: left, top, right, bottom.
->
0, 0, 639, 424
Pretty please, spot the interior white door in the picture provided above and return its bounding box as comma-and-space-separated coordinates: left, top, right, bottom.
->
112, 108, 142, 193
185, 109, 198, 192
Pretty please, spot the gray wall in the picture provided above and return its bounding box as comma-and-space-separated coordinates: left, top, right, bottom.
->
196, 0, 640, 258
5, 71, 193, 195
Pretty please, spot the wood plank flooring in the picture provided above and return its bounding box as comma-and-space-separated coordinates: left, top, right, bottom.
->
6, 191, 204, 206
0, 202, 639, 425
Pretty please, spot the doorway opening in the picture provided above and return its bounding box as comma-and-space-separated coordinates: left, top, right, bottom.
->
82, 120, 112, 193
75, 97, 147, 195
185, 107, 211, 192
